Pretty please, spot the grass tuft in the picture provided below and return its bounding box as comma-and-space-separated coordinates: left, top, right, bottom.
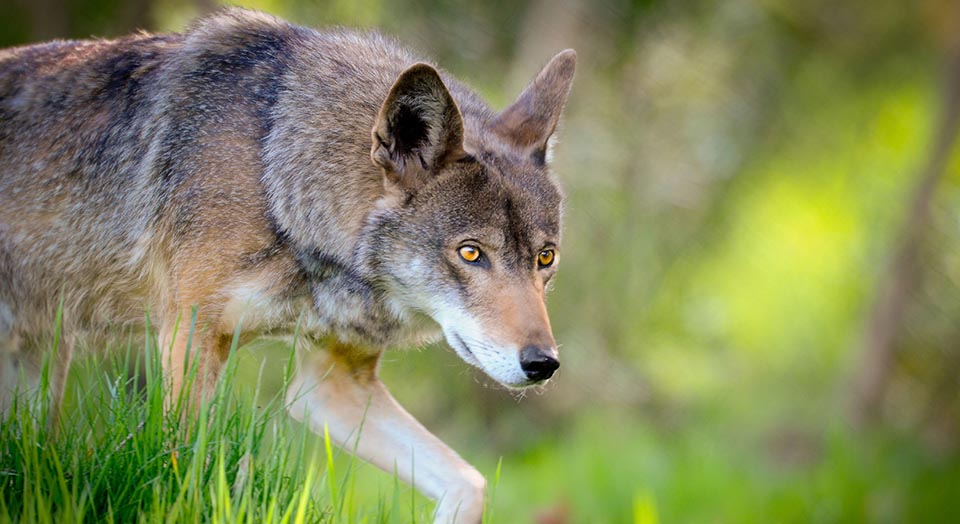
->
0, 324, 441, 524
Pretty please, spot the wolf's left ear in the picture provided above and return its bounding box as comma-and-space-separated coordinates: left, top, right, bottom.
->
490, 49, 576, 164
371, 63, 466, 191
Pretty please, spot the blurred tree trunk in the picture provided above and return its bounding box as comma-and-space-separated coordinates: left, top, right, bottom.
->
18, 0, 69, 40
506, 0, 583, 94
851, 25, 960, 426
121, 0, 154, 31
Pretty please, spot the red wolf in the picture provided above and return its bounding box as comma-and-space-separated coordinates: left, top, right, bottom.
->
0, 8, 575, 523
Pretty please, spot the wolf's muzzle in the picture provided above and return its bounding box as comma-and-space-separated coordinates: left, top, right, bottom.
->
519, 345, 559, 381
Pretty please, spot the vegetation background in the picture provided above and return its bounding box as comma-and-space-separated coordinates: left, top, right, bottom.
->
3, 0, 960, 522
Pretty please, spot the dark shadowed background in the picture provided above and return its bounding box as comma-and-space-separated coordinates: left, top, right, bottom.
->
4, 0, 960, 522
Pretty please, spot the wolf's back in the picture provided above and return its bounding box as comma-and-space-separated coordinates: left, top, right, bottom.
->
0, 10, 307, 325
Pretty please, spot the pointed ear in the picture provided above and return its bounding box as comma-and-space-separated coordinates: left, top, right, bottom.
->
489, 49, 576, 163
371, 63, 466, 191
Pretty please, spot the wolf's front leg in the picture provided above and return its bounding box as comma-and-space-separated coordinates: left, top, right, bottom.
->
286, 343, 485, 524
157, 310, 232, 410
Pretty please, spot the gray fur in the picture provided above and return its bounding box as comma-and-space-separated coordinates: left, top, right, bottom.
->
0, 8, 575, 520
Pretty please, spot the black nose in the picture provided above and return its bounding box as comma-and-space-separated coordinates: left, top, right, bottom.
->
519, 345, 560, 381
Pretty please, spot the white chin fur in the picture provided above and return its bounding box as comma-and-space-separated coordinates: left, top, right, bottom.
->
429, 303, 533, 388
441, 327, 531, 388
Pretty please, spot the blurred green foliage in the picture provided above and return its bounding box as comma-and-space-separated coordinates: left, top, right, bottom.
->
4, 0, 960, 522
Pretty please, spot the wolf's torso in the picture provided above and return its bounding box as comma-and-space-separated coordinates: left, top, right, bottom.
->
0, 11, 487, 347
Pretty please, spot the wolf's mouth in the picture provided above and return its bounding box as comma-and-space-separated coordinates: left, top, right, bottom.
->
451, 333, 481, 367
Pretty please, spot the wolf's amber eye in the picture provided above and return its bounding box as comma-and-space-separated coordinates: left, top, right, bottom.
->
458, 245, 482, 263
537, 249, 555, 268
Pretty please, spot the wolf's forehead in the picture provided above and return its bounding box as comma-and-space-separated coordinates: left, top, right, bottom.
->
424, 159, 562, 245
435, 186, 560, 254
476, 153, 563, 224
504, 186, 562, 238
467, 171, 559, 221
498, 172, 563, 237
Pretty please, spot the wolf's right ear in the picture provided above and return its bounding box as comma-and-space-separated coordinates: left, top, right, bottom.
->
371, 63, 467, 191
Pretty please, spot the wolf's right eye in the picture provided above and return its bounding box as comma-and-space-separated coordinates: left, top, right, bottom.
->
458, 245, 482, 263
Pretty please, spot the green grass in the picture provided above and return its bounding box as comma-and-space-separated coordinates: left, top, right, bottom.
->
0, 325, 451, 524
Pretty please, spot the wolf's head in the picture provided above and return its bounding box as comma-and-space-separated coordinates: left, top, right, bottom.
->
367, 51, 576, 388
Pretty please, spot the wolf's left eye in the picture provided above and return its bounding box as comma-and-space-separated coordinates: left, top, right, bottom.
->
458, 245, 482, 263
537, 249, 555, 268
